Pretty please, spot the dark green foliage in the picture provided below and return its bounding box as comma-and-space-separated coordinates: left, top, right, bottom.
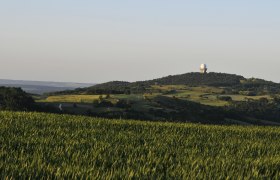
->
235, 78, 280, 95
146, 72, 245, 86
115, 99, 132, 109
217, 95, 232, 101
87, 81, 131, 94
226, 97, 280, 121
92, 99, 99, 107
86, 96, 227, 124
153, 96, 225, 123
93, 99, 114, 108
73, 103, 77, 108
0, 87, 35, 111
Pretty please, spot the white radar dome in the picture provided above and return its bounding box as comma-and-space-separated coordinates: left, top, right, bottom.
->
200, 64, 207, 69
200, 64, 208, 74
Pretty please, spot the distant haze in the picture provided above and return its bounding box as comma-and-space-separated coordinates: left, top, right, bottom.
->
0, 1, 280, 83
0, 79, 94, 94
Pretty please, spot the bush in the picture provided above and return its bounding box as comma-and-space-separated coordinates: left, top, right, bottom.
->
115, 99, 132, 109
239, 91, 256, 96
93, 100, 114, 108
217, 96, 232, 101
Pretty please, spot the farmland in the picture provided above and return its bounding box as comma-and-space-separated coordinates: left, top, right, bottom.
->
39, 85, 272, 106
1, 111, 280, 179
34, 84, 280, 125
37, 95, 103, 103
33, 83, 280, 125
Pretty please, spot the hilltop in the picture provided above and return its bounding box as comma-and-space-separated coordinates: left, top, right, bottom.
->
143, 72, 245, 86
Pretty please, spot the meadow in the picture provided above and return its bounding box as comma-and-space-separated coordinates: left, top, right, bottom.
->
1, 111, 280, 179
38, 85, 271, 107
37, 95, 103, 103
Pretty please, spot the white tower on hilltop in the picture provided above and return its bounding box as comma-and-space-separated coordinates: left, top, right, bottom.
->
200, 64, 207, 74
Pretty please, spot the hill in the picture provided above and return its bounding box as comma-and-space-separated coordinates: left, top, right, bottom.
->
1, 111, 280, 179
38, 72, 280, 125
53, 72, 280, 95
144, 72, 245, 86
0, 79, 94, 94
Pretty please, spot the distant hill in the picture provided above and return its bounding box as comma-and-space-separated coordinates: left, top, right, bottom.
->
0, 79, 94, 94
143, 72, 245, 86
53, 72, 280, 95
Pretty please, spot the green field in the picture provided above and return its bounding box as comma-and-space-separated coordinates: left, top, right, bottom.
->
38, 94, 151, 103
1, 111, 280, 179
152, 85, 271, 106
38, 85, 272, 107
37, 95, 103, 103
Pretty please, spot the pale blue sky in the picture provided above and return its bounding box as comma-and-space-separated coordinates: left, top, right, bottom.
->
0, 1, 280, 83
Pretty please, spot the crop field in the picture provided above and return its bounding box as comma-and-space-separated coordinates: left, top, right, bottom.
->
1, 112, 280, 179
37, 94, 145, 103
37, 95, 103, 103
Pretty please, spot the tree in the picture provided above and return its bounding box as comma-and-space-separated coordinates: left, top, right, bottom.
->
99, 95, 103, 102
0, 87, 35, 111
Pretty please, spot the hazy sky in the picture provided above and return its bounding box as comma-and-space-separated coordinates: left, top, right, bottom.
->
0, 1, 280, 83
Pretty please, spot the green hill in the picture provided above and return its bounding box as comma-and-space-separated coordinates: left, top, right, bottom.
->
52, 72, 280, 95
39, 72, 280, 125
145, 72, 245, 86
1, 111, 280, 179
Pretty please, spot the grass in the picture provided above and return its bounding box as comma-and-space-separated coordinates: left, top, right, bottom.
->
38, 94, 147, 103
164, 89, 228, 106
226, 94, 271, 101
1, 111, 280, 179
37, 95, 103, 103
112, 94, 144, 100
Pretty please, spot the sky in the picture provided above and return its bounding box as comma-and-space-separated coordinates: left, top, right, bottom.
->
0, 0, 280, 83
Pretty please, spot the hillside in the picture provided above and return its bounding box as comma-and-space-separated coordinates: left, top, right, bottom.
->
37, 72, 280, 125
53, 72, 280, 95
1, 111, 280, 179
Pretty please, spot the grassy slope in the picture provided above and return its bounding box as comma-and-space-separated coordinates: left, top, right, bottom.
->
38, 85, 271, 107
1, 112, 280, 179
